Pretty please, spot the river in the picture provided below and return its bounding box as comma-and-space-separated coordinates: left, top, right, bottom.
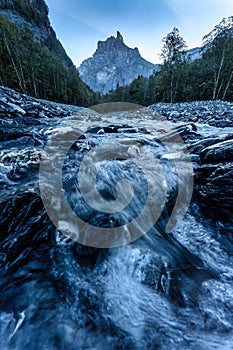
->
0, 92, 233, 349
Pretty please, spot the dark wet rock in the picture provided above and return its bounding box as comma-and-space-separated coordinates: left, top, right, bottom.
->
159, 123, 198, 143
72, 244, 108, 270
0, 189, 52, 265
190, 132, 233, 226
195, 163, 233, 223
200, 139, 233, 163
14, 116, 45, 126
188, 133, 233, 153
194, 164, 220, 184
87, 124, 144, 135
149, 100, 233, 127
188, 138, 220, 154
0, 86, 82, 122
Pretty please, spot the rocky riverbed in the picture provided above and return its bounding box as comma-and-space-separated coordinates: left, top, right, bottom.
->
0, 87, 233, 350
150, 100, 233, 127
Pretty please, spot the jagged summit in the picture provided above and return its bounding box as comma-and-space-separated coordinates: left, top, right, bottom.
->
117, 31, 124, 42
78, 32, 159, 94
97, 31, 126, 51
97, 31, 128, 53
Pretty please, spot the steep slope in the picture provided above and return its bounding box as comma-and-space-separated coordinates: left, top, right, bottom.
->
0, 0, 72, 66
0, 0, 92, 106
78, 32, 159, 94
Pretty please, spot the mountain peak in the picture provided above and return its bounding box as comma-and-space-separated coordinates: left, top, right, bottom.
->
97, 31, 126, 51
116, 31, 124, 42
78, 33, 159, 94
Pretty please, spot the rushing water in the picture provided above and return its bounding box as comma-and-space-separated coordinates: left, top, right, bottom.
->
0, 107, 233, 350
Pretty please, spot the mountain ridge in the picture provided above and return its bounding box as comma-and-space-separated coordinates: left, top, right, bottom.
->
78, 32, 160, 94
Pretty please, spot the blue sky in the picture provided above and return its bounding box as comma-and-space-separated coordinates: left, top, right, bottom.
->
46, 0, 233, 67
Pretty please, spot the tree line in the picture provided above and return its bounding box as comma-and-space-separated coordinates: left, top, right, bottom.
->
102, 16, 233, 106
0, 9, 232, 108
0, 14, 92, 106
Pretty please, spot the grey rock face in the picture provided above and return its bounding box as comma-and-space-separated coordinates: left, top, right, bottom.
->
0, 0, 50, 40
78, 32, 160, 94
186, 47, 202, 61
0, 9, 49, 41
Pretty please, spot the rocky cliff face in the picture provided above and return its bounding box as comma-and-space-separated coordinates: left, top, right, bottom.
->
78, 32, 159, 94
186, 47, 202, 61
0, 0, 73, 67
0, 0, 92, 105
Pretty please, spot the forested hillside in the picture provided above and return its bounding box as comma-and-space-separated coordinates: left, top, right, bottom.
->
0, 0, 93, 106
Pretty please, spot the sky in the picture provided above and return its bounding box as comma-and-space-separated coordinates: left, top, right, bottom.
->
45, 0, 233, 67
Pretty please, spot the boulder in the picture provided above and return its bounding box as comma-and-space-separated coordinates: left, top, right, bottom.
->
192, 134, 233, 225
200, 139, 233, 163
